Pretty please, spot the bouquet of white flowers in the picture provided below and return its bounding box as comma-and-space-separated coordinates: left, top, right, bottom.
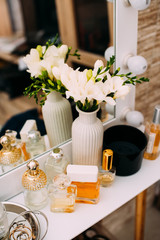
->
23, 36, 149, 111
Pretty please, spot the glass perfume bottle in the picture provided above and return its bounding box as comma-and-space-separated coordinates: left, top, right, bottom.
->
0, 202, 9, 239
0, 135, 22, 173
144, 105, 160, 160
98, 149, 116, 187
67, 165, 100, 204
22, 160, 48, 210
26, 130, 46, 159
44, 148, 69, 183
48, 174, 77, 213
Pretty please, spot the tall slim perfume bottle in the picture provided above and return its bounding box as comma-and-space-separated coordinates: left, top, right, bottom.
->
67, 165, 100, 204
44, 148, 68, 183
22, 160, 48, 210
144, 105, 160, 160
0, 135, 22, 172
48, 174, 77, 213
26, 130, 46, 158
98, 149, 116, 187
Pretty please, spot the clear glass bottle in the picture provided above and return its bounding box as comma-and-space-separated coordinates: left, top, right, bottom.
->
144, 105, 160, 160
98, 149, 116, 187
0, 135, 22, 173
44, 148, 69, 184
67, 165, 100, 204
22, 160, 48, 210
26, 130, 46, 159
0, 202, 9, 239
48, 174, 77, 213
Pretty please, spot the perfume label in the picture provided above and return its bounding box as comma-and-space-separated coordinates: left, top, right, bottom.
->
146, 132, 156, 153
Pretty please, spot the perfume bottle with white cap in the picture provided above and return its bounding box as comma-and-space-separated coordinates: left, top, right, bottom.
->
144, 105, 160, 160
44, 147, 68, 183
67, 165, 100, 204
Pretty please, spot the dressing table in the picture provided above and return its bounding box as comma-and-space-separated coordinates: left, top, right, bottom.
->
0, 1, 153, 239
5, 139, 160, 240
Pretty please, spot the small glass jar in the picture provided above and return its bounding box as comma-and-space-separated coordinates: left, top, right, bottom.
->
67, 165, 100, 204
99, 149, 116, 187
44, 148, 69, 184
48, 174, 77, 213
0, 202, 9, 239
22, 160, 48, 210
26, 130, 46, 159
0, 135, 22, 173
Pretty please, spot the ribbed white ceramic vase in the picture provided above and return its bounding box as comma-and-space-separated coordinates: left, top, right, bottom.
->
42, 91, 73, 147
72, 106, 104, 166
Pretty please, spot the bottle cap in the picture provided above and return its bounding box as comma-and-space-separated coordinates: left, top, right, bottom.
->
22, 160, 47, 190
102, 149, 113, 171
153, 105, 160, 124
67, 165, 98, 182
50, 148, 63, 162
27, 130, 41, 142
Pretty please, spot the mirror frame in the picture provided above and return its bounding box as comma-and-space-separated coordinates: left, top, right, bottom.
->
0, 0, 138, 201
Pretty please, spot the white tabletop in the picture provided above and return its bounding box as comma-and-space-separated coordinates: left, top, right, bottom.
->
9, 156, 160, 240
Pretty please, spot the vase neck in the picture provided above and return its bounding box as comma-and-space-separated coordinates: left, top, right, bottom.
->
47, 91, 62, 102
77, 108, 99, 124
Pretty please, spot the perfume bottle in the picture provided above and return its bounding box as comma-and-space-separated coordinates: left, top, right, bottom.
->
22, 160, 48, 210
67, 165, 100, 204
98, 149, 116, 187
0, 202, 9, 239
48, 174, 77, 213
0, 135, 22, 172
144, 105, 160, 160
44, 148, 69, 183
26, 130, 46, 159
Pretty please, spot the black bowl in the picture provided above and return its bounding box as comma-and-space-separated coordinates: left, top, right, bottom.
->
103, 125, 148, 176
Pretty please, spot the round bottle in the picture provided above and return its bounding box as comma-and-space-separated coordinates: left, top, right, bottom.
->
0, 135, 22, 173
44, 148, 69, 184
22, 160, 48, 210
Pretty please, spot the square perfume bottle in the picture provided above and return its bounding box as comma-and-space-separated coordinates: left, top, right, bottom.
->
67, 165, 100, 204
48, 174, 77, 213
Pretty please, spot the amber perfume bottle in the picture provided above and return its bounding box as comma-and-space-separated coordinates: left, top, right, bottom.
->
44, 148, 69, 183
98, 149, 116, 187
48, 174, 77, 213
0, 135, 22, 172
22, 160, 48, 210
67, 165, 100, 204
144, 105, 160, 160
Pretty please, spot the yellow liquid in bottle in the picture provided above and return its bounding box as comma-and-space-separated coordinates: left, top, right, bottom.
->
71, 180, 100, 204
144, 122, 160, 160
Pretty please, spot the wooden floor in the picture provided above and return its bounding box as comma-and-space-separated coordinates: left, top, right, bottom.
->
0, 91, 38, 127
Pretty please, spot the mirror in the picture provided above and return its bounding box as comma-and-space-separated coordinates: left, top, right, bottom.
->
0, 0, 115, 175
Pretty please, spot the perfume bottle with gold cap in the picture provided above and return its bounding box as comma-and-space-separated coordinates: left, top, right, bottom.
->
22, 160, 48, 210
48, 173, 77, 213
0, 135, 22, 173
44, 147, 69, 184
99, 149, 116, 187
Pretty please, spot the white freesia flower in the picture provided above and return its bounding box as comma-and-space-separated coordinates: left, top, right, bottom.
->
40, 45, 68, 80
23, 49, 44, 78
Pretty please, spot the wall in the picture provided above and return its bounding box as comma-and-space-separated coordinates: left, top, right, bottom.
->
136, 0, 160, 121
